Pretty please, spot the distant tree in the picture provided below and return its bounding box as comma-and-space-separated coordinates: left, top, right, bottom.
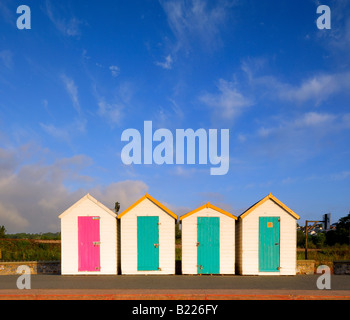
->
326, 212, 350, 246
297, 230, 305, 247
337, 212, 350, 230
0, 226, 6, 238
312, 232, 326, 248
175, 223, 181, 241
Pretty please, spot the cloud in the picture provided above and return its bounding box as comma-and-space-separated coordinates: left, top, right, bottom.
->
40, 75, 86, 142
92, 81, 135, 127
88, 181, 149, 213
249, 111, 350, 162
0, 0, 15, 25
159, 0, 232, 50
257, 112, 338, 139
241, 58, 350, 106
276, 73, 350, 105
45, 0, 82, 37
109, 65, 120, 77
61, 74, 81, 114
155, 55, 173, 69
0, 50, 13, 69
97, 99, 124, 126
40, 118, 87, 143
199, 79, 253, 121
0, 143, 149, 233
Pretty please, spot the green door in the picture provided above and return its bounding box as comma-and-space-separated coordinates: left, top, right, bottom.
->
259, 217, 280, 272
137, 216, 159, 271
197, 217, 220, 274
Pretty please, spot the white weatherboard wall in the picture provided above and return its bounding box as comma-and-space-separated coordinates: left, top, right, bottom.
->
59, 194, 117, 275
119, 197, 176, 275
181, 207, 236, 275
236, 198, 298, 275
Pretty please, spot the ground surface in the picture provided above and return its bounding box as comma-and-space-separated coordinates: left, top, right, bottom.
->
0, 275, 349, 300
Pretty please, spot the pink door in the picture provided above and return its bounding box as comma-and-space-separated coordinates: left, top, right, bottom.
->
78, 216, 101, 272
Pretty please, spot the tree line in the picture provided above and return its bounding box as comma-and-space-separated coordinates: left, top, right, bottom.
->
297, 212, 350, 248
0, 226, 60, 240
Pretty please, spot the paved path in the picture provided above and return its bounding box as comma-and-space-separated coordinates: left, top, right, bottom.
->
1, 275, 349, 300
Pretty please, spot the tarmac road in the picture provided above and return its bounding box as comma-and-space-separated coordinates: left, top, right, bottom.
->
0, 274, 349, 290
0, 275, 349, 300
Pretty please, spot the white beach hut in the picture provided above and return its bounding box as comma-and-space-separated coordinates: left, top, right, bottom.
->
59, 193, 118, 275
236, 193, 300, 275
117, 193, 178, 275
180, 203, 237, 275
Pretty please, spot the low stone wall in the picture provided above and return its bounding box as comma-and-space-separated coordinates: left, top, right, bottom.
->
0, 261, 60, 275
333, 260, 350, 275
296, 260, 315, 275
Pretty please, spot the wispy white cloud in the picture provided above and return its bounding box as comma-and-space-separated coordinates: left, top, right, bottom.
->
109, 65, 120, 77
155, 55, 173, 69
257, 112, 339, 139
159, 0, 232, 50
199, 79, 253, 121
40, 118, 86, 143
40, 75, 86, 142
276, 73, 350, 105
241, 58, 350, 106
0, 50, 13, 69
45, 0, 83, 37
61, 74, 81, 114
97, 99, 124, 126
0, 0, 15, 25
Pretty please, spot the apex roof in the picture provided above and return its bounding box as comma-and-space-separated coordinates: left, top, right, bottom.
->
58, 193, 117, 219
239, 193, 300, 220
117, 193, 178, 220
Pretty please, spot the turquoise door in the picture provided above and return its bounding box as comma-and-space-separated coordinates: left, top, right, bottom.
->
137, 216, 159, 271
259, 217, 280, 272
197, 217, 220, 274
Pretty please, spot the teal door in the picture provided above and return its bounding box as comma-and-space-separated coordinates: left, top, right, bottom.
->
137, 216, 159, 271
197, 217, 220, 274
259, 217, 280, 272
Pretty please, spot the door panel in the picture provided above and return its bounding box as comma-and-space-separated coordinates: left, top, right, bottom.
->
78, 216, 100, 272
197, 217, 220, 274
259, 217, 280, 272
137, 216, 159, 271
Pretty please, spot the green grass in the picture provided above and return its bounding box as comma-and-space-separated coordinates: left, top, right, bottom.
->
297, 245, 350, 268
0, 240, 60, 261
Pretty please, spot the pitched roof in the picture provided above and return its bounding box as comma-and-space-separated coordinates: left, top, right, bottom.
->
58, 193, 117, 219
117, 193, 178, 220
239, 193, 300, 220
180, 202, 237, 221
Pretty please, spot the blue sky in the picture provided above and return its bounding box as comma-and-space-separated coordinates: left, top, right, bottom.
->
0, 0, 350, 233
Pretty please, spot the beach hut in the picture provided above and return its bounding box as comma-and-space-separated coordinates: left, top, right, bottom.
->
180, 203, 237, 275
236, 193, 300, 275
117, 193, 177, 275
59, 194, 118, 275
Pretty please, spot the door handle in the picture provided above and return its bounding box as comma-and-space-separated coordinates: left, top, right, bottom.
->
154, 243, 159, 248
196, 242, 199, 247
275, 243, 279, 245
